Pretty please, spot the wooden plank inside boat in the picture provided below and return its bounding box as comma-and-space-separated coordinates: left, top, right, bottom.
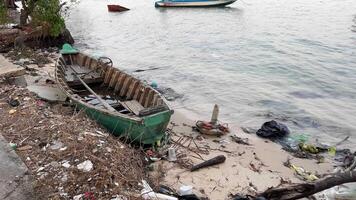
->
121, 100, 144, 115
65, 65, 102, 86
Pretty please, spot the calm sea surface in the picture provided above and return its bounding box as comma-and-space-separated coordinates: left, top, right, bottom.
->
67, 0, 356, 149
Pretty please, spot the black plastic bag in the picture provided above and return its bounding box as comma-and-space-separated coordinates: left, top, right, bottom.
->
256, 120, 290, 138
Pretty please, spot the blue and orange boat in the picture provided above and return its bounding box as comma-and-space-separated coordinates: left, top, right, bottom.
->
155, 0, 237, 7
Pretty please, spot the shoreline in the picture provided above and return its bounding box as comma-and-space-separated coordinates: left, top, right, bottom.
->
0, 48, 338, 199
0, 47, 348, 200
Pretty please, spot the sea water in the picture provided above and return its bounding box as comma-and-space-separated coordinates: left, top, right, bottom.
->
67, 0, 356, 149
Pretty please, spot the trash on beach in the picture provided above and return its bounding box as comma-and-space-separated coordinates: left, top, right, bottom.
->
231, 135, 250, 145
190, 155, 226, 172
8, 98, 20, 107
167, 147, 177, 162
77, 160, 93, 172
299, 143, 322, 154
50, 140, 64, 150
141, 180, 178, 200
195, 104, 229, 136
9, 142, 17, 150
107, 4, 129, 12
8, 109, 17, 114
256, 120, 290, 138
179, 185, 193, 195
290, 164, 319, 181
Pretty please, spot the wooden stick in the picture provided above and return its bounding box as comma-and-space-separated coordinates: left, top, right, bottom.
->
190, 155, 226, 172
66, 56, 116, 112
259, 170, 356, 200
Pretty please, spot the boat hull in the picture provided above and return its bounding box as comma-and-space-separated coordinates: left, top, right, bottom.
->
75, 101, 172, 144
155, 0, 236, 7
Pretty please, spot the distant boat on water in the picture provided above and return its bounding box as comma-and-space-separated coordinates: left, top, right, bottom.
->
107, 4, 129, 12
155, 0, 237, 7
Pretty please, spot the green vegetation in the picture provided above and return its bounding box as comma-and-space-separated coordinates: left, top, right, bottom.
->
20, 0, 65, 37
31, 0, 65, 37
0, 1, 8, 24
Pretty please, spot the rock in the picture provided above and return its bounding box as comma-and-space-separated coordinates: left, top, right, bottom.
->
27, 85, 67, 102
77, 160, 93, 172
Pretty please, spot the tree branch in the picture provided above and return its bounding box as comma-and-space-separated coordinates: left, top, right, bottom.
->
259, 170, 356, 200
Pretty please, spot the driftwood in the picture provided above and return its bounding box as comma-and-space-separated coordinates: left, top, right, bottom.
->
259, 170, 356, 200
190, 155, 226, 172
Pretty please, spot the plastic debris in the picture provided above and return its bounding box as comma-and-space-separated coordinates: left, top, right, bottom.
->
62, 161, 71, 168
141, 180, 178, 200
256, 120, 290, 138
73, 194, 83, 200
231, 135, 250, 145
110, 195, 128, 200
9, 109, 17, 114
77, 160, 93, 172
179, 185, 193, 196
290, 164, 319, 181
8, 98, 20, 107
50, 140, 63, 150
9, 142, 17, 150
167, 147, 177, 162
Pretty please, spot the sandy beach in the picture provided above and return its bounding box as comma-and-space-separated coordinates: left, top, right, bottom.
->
150, 111, 333, 199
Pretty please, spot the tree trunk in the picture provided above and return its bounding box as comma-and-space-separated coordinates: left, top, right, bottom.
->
259, 171, 356, 200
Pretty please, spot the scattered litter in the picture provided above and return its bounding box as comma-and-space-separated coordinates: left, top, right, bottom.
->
50, 140, 63, 150
9, 109, 16, 114
37, 166, 45, 172
73, 194, 83, 200
77, 160, 93, 172
141, 180, 178, 200
23, 97, 31, 101
62, 161, 71, 168
106, 147, 113, 152
179, 185, 193, 196
59, 146, 67, 151
111, 194, 128, 200
9, 142, 17, 150
256, 120, 290, 138
167, 147, 177, 162
231, 135, 250, 145
8, 98, 20, 107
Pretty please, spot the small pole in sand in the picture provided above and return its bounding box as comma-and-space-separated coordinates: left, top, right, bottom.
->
211, 104, 219, 125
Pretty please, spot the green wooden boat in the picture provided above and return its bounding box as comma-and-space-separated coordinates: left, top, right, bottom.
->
55, 44, 173, 145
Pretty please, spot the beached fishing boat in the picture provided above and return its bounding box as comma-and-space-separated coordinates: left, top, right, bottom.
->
55, 44, 173, 145
155, 0, 237, 7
